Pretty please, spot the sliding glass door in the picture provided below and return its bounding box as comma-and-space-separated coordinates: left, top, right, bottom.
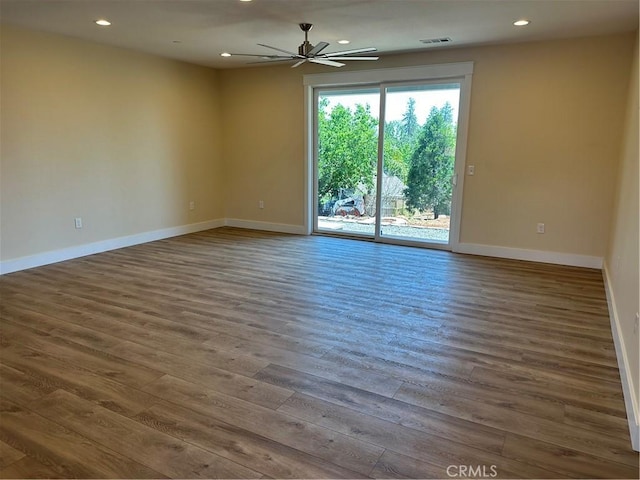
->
378, 83, 461, 245
316, 87, 380, 237
311, 67, 471, 251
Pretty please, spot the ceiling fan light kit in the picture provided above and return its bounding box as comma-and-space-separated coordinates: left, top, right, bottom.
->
226, 23, 379, 68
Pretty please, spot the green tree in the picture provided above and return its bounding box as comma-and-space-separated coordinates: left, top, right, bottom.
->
404, 103, 456, 219
383, 120, 409, 181
400, 97, 419, 141
317, 98, 378, 202
382, 99, 420, 182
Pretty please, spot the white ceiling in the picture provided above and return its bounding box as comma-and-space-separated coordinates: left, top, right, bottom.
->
1, 0, 638, 69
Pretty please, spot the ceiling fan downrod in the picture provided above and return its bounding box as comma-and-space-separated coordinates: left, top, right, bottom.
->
298, 23, 314, 56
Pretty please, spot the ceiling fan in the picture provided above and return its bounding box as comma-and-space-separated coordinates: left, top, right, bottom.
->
225, 23, 379, 68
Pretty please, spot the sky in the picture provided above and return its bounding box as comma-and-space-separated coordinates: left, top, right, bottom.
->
321, 85, 460, 124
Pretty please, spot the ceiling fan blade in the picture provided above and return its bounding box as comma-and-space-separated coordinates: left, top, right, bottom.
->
257, 43, 302, 57
310, 58, 345, 68
324, 47, 377, 57
291, 59, 308, 68
228, 53, 293, 58
324, 56, 379, 61
307, 41, 330, 56
248, 58, 300, 65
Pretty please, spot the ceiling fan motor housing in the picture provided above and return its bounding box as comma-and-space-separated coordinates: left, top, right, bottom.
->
299, 41, 314, 56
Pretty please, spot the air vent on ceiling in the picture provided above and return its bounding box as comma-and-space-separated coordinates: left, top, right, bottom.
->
420, 37, 452, 45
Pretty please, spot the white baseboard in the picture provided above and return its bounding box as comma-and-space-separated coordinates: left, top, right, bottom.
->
602, 262, 639, 452
0, 218, 307, 275
0, 218, 225, 275
455, 243, 603, 269
225, 218, 307, 235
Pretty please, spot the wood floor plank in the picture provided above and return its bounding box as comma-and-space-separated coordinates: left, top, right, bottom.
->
0, 397, 165, 479
4, 292, 269, 377
106, 340, 293, 409
517, 350, 622, 384
380, 328, 622, 384
141, 374, 384, 476
403, 370, 566, 421
394, 382, 637, 467
433, 323, 618, 366
0, 456, 65, 479
255, 363, 407, 423
0, 227, 636, 479
481, 354, 625, 395
204, 335, 404, 397
0, 321, 163, 388
0, 364, 56, 405
0, 440, 25, 469
1, 344, 158, 417
1, 304, 123, 352
278, 392, 556, 478
501, 433, 639, 479
320, 344, 477, 386
361, 361, 565, 421
563, 405, 632, 437
257, 363, 540, 456
435, 306, 615, 340
470, 365, 625, 414
369, 450, 445, 479
258, 367, 508, 454
133, 400, 366, 478
177, 311, 333, 358
30, 390, 262, 479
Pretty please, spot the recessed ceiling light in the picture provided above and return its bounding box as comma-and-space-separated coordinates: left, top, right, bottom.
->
338, 39, 350, 45
221, 52, 232, 57
95, 19, 111, 26
513, 19, 530, 26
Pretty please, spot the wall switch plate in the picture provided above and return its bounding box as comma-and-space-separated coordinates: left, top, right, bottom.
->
259, 200, 264, 209
467, 165, 475, 176
74, 217, 82, 229
536, 223, 545, 234
189, 200, 195, 211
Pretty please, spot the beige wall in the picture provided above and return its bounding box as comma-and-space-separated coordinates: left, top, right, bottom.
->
605, 32, 639, 429
1, 27, 635, 265
219, 68, 305, 226
219, 33, 635, 257
1, 25, 224, 261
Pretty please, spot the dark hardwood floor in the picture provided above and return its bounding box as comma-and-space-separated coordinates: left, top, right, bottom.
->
0, 227, 637, 479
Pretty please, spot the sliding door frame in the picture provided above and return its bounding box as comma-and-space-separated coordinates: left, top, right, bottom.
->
304, 62, 474, 252
375, 79, 464, 250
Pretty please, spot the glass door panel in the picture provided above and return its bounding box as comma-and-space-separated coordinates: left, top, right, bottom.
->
316, 88, 379, 237
379, 83, 461, 245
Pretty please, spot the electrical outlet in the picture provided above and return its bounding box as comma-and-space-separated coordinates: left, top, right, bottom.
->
536, 223, 545, 234
259, 200, 264, 209
189, 200, 195, 211
467, 165, 475, 176
74, 217, 82, 229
